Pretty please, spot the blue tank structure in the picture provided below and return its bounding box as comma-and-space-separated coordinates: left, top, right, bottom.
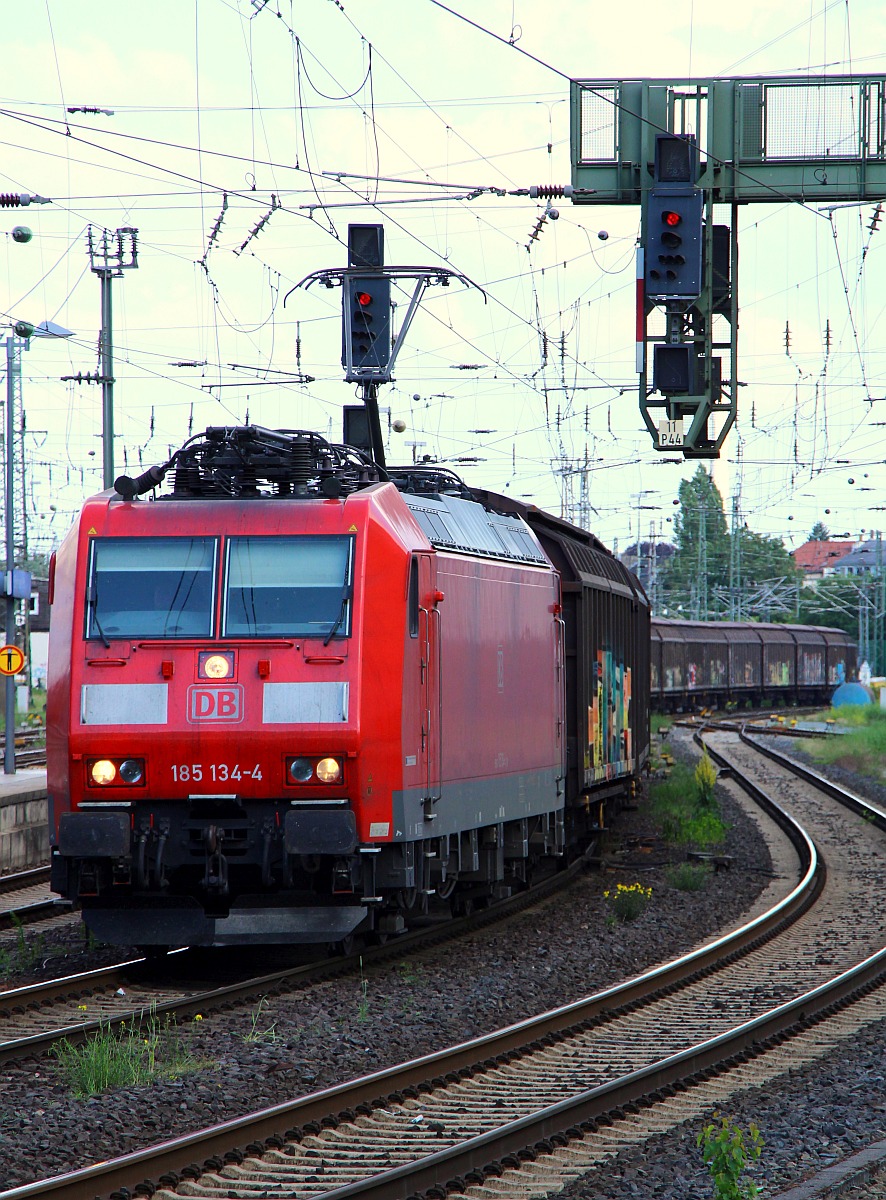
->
831, 682, 875, 707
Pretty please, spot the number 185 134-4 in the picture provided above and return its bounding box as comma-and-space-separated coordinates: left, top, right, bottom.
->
171, 763, 263, 782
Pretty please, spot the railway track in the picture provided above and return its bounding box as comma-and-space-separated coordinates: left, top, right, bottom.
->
0, 843, 614, 1066
10, 726, 886, 1199
0, 727, 47, 769
0, 867, 70, 931
672, 708, 844, 739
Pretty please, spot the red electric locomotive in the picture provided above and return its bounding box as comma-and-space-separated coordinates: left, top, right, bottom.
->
47, 426, 649, 949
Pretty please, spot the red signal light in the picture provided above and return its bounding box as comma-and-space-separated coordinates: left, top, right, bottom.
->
355, 291, 372, 306
662, 210, 682, 227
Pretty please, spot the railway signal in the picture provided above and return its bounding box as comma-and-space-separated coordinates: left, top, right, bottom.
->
642, 133, 708, 452
569, 73, 886, 456
653, 343, 696, 394
645, 135, 703, 300
341, 223, 391, 378
292, 222, 481, 469
645, 192, 704, 299
342, 273, 391, 374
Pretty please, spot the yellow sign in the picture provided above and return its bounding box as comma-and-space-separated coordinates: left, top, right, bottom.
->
0, 645, 25, 676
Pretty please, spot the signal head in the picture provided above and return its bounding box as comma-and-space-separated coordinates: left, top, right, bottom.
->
645, 189, 703, 299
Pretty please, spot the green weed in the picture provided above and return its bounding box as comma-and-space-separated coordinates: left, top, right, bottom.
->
695, 750, 718, 807
603, 881, 652, 923
666, 860, 712, 891
649, 761, 727, 849
651, 712, 672, 737
697, 1113, 764, 1199
3, 914, 47, 972
242, 996, 278, 1044
51, 1004, 202, 1096
357, 957, 370, 1021
397, 961, 420, 985
807, 704, 886, 778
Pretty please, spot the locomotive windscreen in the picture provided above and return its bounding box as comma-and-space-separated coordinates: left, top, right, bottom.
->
86, 537, 216, 640
224, 535, 353, 638
87, 534, 354, 642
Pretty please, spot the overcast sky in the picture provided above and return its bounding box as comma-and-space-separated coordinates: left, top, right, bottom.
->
2, 0, 886, 555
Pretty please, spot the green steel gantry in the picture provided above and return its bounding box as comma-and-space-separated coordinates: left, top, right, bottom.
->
569, 75, 886, 456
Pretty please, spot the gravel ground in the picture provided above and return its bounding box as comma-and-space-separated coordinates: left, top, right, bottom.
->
0, 730, 883, 1199
559, 730, 886, 1200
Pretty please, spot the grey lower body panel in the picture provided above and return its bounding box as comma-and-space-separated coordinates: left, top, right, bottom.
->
391, 766, 563, 841
82, 899, 368, 947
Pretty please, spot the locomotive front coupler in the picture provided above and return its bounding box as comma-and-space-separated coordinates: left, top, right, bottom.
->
133, 817, 170, 891
332, 856, 361, 894
260, 817, 276, 888
202, 824, 230, 896
153, 819, 170, 888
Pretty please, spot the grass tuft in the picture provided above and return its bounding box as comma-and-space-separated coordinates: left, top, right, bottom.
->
666, 860, 712, 891
808, 704, 886, 777
51, 1004, 205, 1096
649, 760, 727, 848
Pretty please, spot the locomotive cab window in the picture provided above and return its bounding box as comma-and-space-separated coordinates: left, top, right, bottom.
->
86, 537, 217, 640
408, 557, 419, 638
224, 535, 354, 639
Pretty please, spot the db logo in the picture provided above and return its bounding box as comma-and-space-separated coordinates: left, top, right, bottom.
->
187, 684, 244, 722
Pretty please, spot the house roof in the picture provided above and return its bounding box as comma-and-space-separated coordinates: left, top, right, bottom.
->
827, 540, 885, 571
792, 540, 855, 572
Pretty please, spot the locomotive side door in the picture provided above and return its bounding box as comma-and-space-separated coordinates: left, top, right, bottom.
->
417, 554, 441, 807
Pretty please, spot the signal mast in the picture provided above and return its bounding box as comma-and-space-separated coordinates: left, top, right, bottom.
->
289, 224, 482, 468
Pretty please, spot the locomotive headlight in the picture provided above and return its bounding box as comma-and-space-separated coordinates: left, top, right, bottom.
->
199, 652, 234, 679
88, 757, 146, 787
119, 758, 145, 785
316, 757, 342, 784
90, 759, 117, 785
289, 757, 314, 783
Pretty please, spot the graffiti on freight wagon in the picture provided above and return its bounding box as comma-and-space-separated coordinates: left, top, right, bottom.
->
587, 651, 632, 780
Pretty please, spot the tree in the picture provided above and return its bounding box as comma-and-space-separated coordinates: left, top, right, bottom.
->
797, 575, 863, 640
658, 467, 801, 621
736, 527, 800, 609
809, 521, 830, 542
659, 468, 729, 618
22, 552, 51, 579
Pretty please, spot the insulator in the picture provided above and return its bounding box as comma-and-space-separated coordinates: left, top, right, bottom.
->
289, 439, 314, 485
0, 194, 22, 207
529, 185, 573, 200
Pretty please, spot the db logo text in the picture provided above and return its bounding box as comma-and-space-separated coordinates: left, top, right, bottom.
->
187, 685, 244, 722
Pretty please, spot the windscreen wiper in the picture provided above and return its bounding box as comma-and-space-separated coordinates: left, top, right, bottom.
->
86, 584, 111, 649
323, 592, 350, 647
323, 558, 352, 647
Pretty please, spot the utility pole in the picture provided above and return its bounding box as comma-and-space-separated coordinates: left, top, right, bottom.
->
632, 491, 656, 580
86, 227, 139, 488
648, 518, 661, 613
873, 532, 878, 676
729, 493, 742, 621
692, 499, 708, 620
858, 585, 871, 669
3, 337, 24, 772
